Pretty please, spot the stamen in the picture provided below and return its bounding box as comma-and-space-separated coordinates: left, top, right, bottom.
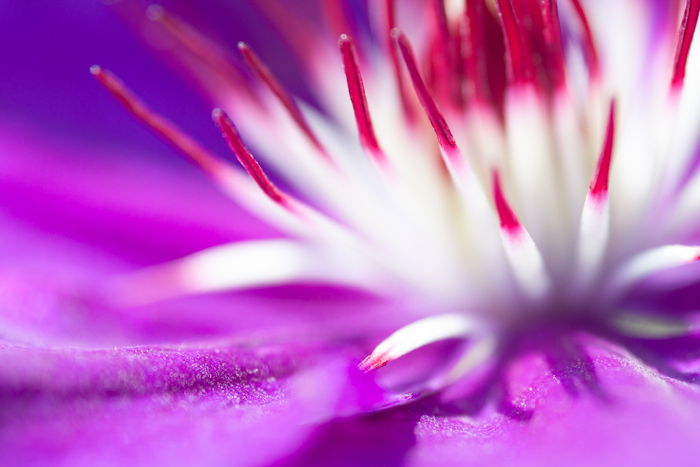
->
495, 0, 534, 85
430, 0, 463, 106
612, 313, 691, 339
492, 171, 550, 299
576, 100, 616, 287
384, 0, 417, 122
492, 171, 521, 236
394, 30, 459, 161
671, 0, 700, 89
359, 313, 478, 371
212, 108, 290, 208
338, 34, 386, 164
237, 42, 331, 161
589, 99, 617, 201
613, 245, 700, 292
539, 0, 566, 90
569, 0, 601, 80
90, 65, 226, 176
464, 0, 494, 106
147, 5, 250, 91
108, 240, 373, 307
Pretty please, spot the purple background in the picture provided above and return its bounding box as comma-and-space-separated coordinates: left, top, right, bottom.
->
0, 1, 320, 167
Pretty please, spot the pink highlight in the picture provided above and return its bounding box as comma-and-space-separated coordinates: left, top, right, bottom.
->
339, 34, 385, 163
212, 108, 289, 207
492, 171, 522, 235
589, 100, 617, 199
395, 30, 458, 156
672, 0, 700, 89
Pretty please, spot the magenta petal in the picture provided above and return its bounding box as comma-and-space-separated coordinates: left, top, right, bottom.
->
0, 343, 351, 466
622, 260, 700, 315
0, 124, 276, 266
287, 338, 700, 466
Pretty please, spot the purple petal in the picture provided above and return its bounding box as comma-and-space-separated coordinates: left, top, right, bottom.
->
0, 124, 276, 266
0, 343, 350, 466
286, 337, 700, 465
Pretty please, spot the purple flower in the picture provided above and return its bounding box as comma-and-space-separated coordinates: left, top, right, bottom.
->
3, 0, 700, 465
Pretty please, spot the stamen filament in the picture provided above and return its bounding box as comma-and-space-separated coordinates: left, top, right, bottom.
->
339, 34, 386, 164
238, 42, 331, 161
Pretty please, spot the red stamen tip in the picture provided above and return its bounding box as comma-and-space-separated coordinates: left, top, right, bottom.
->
672, 0, 700, 89
492, 171, 521, 235
212, 108, 288, 206
359, 353, 389, 372
394, 30, 458, 155
589, 99, 617, 199
339, 34, 385, 162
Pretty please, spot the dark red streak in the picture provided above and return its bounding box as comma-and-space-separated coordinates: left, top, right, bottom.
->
672, 0, 700, 88
431, 0, 463, 106
90, 66, 223, 175
570, 0, 601, 79
238, 42, 330, 160
492, 171, 522, 233
540, 0, 566, 90
339, 35, 385, 161
395, 31, 458, 153
589, 99, 617, 198
495, 0, 534, 85
464, 0, 493, 105
384, 0, 417, 121
212, 109, 289, 206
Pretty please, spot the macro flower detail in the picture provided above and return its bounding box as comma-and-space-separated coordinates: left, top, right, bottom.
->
3, 0, 700, 465
96, 0, 700, 400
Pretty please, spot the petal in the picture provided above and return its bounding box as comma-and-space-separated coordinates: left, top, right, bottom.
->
0, 124, 276, 266
0, 343, 348, 466
286, 336, 700, 465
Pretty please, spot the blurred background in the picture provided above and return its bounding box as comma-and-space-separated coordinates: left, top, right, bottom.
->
0, 1, 321, 164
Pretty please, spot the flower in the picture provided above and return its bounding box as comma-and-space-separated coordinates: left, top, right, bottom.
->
3, 0, 700, 465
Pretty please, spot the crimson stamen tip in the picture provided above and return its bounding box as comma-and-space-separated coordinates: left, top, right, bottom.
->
211, 108, 224, 121
89, 64, 102, 75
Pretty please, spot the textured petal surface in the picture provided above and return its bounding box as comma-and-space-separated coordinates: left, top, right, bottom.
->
0, 343, 349, 467
286, 338, 700, 466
